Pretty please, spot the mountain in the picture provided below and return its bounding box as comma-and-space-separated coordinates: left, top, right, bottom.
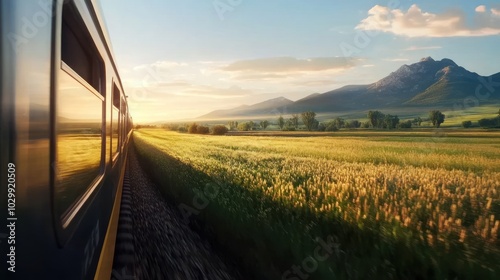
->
199, 96, 294, 120
297, 93, 321, 102
197, 57, 500, 120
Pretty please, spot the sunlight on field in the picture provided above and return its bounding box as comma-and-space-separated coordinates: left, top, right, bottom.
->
135, 128, 500, 278
56, 134, 102, 215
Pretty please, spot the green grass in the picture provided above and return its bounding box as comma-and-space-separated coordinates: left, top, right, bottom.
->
443, 105, 500, 127
134, 128, 500, 279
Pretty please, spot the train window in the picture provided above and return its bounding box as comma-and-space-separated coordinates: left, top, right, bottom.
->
112, 84, 120, 157
55, 2, 105, 227
61, 3, 104, 94
121, 99, 126, 145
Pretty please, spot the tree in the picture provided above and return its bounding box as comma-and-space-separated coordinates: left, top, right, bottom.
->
260, 120, 269, 130
429, 110, 445, 128
248, 121, 255, 131
325, 121, 338, 131
278, 115, 285, 130
197, 125, 210, 134
301, 111, 317, 131
188, 123, 198, 134
398, 120, 412, 129
349, 120, 361, 128
383, 114, 399, 129
368, 111, 385, 128
312, 119, 319, 130
462, 120, 472, 128
333, 117, 345, 129
478, 117, 500, 128
291, 114, 299, 129
228, 121, 238, 131
238, 122, 251, 131
412, 117, 422, 126
284, 118, 296, 131
212, 125, 229, 135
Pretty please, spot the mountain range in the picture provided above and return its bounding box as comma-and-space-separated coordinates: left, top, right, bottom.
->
198, 57, 500, 120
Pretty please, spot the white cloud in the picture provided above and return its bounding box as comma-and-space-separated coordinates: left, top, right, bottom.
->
492, 8, 500, 16
476, 5, 486, 13
356, 4, 500, 37
404, 46, 442, 51
384, 58, 410, 62
290, 80, 335, 87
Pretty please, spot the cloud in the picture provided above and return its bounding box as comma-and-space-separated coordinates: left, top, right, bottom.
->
222, 57, 357, 73
356, 4, 500, 37
404, 46, 442, 51
230, 73, 290, 81
475, 5, 486, 13
384, 58, 410, 62
290, 79, 335, 87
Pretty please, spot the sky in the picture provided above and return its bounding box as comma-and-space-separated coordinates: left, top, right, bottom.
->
99, 0, 500, 123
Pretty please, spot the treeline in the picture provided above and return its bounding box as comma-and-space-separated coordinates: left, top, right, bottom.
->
462, 109, 500, 128
477, 117, 500, 128
163, 123, 228, 135
160, 108, 499, 134
476, 109, 500, 128
271, 110, 432, 131
135, 124, 158, 129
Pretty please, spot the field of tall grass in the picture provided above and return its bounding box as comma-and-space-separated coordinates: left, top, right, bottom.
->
134, 128, 499, 279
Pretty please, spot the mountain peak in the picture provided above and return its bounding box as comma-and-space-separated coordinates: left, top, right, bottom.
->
440, 58, 458, 67
420, 56, 435, 62
418, 57, 456, 67
277, 96, 290, 101
369, 57, 472, 96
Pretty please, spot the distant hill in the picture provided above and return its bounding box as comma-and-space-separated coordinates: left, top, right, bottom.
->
199, 96, 294, 120
197, 57, 500, 120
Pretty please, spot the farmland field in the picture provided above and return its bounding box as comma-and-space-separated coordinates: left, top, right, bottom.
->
134, 128, 500, 279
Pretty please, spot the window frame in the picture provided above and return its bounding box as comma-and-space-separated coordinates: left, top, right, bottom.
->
52, 0, 107, 242
111, 81, 121, 162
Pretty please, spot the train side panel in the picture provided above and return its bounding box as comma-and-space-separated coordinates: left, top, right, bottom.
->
0, 1, 131, 279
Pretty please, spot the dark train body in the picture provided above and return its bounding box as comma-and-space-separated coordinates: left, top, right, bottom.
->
0, 0, 132, 279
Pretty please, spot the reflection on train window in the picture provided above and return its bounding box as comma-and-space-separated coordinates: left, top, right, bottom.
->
56, 72, 104, 224
61, 2, 104, 94
112, 84, 120, 156
55, 2, 105, 225
121, 99, 126, 144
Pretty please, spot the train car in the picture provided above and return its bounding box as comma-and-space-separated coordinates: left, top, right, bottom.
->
0, 0, 132, 279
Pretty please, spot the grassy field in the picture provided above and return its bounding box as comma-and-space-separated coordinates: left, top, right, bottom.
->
134, 128, 499, 279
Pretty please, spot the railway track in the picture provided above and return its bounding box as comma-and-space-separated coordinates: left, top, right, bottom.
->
112, 148, 243, 280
